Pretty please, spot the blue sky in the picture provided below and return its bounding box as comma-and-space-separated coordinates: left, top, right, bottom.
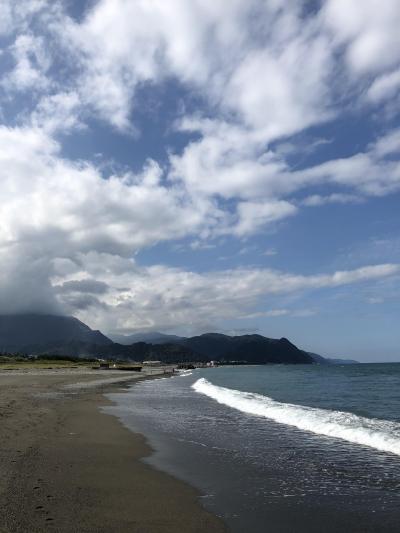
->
0, 1, 399, 361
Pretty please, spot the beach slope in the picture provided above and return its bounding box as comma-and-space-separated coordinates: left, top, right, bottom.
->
0, 371, 226, 532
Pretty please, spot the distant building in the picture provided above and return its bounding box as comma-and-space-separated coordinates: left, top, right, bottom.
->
142, 360, 162, 366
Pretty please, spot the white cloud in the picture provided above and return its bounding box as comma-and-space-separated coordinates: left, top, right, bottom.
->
0, 125, 216, 314
275, 137, 333, 158
2, 33, 51, 91
0, 126, 209, 256
294, 134, 400, 197
0, 0, 49, 36
0, 116, 347, 325
323, 0, 400, 75
367, 69, 400, 103
240, 309, 317, 319
370, 129, 400, 158
59, 0, 249, 130
1, 0, 398, 133
169, 121, 400, 213
31, 91, 83, 133
240, 309, 289, 319
263, 248, 277, 257
52, 256, 400, 331
368, 297, 384, 305
37, 0, 334, 136
2, 133, 395, 332
233, 200, 297, 237
0, 0, 13, 35
301, 193, 364, 207
169, 118, 292, 201
190, 240, 217, 251
224, 32, 333, 138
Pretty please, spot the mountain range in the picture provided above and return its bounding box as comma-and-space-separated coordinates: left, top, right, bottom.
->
0, 314, 357, 365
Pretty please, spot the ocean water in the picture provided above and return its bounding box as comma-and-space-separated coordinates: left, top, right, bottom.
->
105, 364, 400, 532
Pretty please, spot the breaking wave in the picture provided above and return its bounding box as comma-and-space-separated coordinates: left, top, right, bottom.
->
192, 378, 400, 455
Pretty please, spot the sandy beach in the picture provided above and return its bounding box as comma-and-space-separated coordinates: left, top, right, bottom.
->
0, 369, 226, 533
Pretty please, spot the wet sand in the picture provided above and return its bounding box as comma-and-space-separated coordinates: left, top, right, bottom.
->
0, 370, 226, 532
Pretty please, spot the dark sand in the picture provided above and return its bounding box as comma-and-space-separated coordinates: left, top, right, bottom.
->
0, 370, 226, 532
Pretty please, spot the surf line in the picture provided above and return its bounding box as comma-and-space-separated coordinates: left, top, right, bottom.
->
192, 378, 400, 456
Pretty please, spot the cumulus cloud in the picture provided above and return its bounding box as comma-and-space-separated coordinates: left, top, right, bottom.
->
0, 126, 207, 257
0, 125, 212, 315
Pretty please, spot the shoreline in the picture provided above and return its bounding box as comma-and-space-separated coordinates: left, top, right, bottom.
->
0, 369, 226, 532
106, 366, 400, 533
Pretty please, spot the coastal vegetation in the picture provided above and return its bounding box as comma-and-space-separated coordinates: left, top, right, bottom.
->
0, 353, 98, 370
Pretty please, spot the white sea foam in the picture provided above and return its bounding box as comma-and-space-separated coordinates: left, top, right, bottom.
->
192, 378, 400, 456
179, 371, 193, 377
